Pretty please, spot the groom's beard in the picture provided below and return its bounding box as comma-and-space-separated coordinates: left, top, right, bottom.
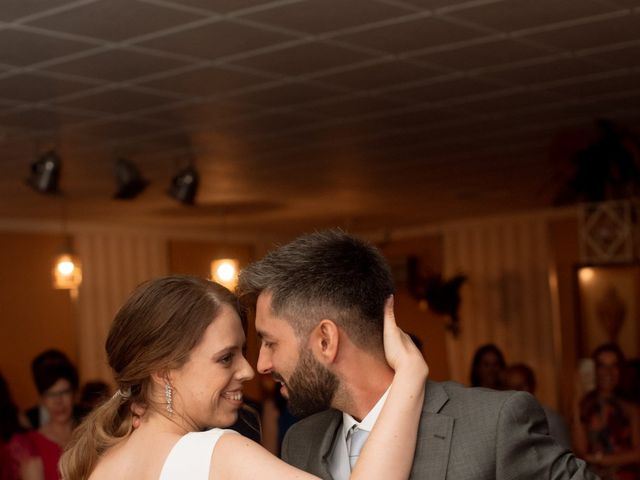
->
285, 348, 338, 418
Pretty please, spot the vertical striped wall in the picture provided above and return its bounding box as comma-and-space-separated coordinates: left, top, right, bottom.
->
443, 216, 558, 407
74, 232, 168, 383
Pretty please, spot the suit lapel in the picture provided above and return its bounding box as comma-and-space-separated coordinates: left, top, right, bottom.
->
316, 410, 342, 480
410, 381, 453, 480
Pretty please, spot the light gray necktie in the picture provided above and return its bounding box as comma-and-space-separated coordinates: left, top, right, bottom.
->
348, 427, 369, 470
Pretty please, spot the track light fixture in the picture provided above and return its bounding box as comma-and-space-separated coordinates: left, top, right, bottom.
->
27, 150, 61, 194
167, 165, 199, 205
114, 158, 148, 200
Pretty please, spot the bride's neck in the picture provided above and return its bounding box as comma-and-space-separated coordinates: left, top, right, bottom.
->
137, 407, 196, 436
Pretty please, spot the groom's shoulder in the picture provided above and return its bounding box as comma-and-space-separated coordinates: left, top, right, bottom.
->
427, 380, 527, 416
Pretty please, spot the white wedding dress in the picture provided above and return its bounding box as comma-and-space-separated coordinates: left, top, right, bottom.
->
158, 428, 236, 479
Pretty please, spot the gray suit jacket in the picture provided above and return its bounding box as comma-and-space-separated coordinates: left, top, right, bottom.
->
281, 380, 599, 479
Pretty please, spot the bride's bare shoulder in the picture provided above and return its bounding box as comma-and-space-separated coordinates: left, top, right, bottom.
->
88, 431, 180, 480
211, 433, 318, 480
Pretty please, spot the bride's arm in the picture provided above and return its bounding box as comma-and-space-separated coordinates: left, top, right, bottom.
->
212, 296, 428, 480
352, 296, 428, 480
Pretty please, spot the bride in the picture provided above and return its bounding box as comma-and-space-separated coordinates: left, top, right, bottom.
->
60, 276, 428, 480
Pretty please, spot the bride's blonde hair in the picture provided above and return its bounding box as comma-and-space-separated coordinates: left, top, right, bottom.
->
60, 275, 241, 480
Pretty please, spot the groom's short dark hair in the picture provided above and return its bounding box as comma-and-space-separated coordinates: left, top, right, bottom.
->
237, 229, 394, 353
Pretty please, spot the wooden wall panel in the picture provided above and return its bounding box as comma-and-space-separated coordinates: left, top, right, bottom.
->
443, 217, 559, 407
75, 232, 168, 383
0, 232, 75, 409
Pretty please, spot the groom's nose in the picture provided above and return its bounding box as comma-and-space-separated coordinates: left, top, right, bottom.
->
257, 346, 272, 374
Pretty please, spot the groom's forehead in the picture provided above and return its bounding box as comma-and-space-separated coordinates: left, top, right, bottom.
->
255, 292, 291, 329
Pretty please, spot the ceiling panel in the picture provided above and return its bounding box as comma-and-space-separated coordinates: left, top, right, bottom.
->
0, 107, 94, 132
52, 87, 177, 114
390, 76, 501, 103
316, 59, 438, 90
142, 100, 248, 127
546, 69, 640, 98
162, 0, 285, 14
521, 11, 640, 51
581, 42, 640, 68
230, 42, 376, 76
222, 111, 319, 137
26, 0, 205, 42
368, 107, 466, 130
301, 95, 408, 118
0, 73, 95, 102
461, 90, 562, 114
448, 0, 620, 32
136, 20, 296, 60
0, 0, 79, 22
0, 28, 95, 67
484, 57, 608, 85
44, 48, 191, 82
243, 0, 411, 34
140, 65, 267, 97
393, 0, 491, 10
68, 118, 169, 141
230, 82, 337, 108
416, 39, 552, 70
334, 16, 485, 54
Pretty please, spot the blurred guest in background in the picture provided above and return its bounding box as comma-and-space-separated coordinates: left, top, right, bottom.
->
25, 350, 72, 429
505, 363, 572, 449
574, 343, 640, 479
10, 359, 80, 479
470, 343, 506, 390
1, 372, 27, 480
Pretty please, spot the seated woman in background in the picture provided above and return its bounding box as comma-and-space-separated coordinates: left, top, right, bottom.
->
10, 360, 79, 480
60, 275, 428, 480
469, 343, 506, 390
0, 372, 27, 480
574, 343, 640, 480
26, 350, 75, 430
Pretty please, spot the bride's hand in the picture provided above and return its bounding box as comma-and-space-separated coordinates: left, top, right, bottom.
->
383, 295, 429, 380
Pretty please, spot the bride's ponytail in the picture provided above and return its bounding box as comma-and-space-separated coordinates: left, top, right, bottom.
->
59, 276, 239, 480
60, 388, 136, 480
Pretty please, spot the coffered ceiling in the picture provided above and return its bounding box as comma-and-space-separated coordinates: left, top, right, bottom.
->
0, 0, 638, 238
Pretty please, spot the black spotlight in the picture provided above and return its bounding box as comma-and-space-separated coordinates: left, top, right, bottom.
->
167, 166, 199, 205
114, 158, 148, 199
27, 150, 61, 194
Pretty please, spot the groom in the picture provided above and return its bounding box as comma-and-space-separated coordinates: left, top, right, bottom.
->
237, 230, 596, 479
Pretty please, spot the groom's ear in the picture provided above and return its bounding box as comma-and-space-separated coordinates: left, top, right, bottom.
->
310, 319, 339, 364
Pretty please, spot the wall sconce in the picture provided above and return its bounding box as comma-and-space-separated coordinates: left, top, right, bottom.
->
407, 256, 466, 337
211, 258, 239, 291
53, 249, 82, 290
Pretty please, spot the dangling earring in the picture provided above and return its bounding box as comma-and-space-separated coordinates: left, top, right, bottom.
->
165, 382, 174, 415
